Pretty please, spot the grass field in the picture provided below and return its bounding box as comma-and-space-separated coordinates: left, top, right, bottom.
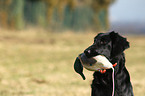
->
0, 30, 145, 96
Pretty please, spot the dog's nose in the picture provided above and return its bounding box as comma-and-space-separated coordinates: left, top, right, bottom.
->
84, 49, 91, 55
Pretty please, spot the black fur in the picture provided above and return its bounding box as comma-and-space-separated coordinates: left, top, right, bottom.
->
84, 31, 134, 96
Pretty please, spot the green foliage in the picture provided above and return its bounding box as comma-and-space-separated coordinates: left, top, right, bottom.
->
0, 0, 115, 31
10, 0, 25, 29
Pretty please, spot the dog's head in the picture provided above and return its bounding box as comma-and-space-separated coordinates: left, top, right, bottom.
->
84, 31, 129, 59
74, 31, 129, 80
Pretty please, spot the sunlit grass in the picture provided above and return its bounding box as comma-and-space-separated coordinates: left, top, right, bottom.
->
0, 30, 144, 96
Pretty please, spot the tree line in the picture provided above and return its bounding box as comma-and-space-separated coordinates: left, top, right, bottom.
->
0, 0, 115, 31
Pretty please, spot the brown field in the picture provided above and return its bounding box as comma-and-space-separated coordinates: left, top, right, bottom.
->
0, 29, 145, 96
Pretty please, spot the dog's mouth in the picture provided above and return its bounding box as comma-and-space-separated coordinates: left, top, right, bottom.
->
79, 54, 117, 73
74, 53, 117, 80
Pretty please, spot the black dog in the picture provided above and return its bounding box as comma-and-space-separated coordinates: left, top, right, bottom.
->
84, 31, 134, 96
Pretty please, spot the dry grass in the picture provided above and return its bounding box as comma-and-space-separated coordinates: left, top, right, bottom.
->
0, 29, 145, 96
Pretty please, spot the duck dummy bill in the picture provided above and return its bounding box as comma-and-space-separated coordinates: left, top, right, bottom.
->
74, 53, 113, 80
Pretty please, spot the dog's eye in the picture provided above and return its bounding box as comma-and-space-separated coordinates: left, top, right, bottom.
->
100, 41, 106, 45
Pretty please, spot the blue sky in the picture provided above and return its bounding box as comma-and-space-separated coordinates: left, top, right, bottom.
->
109, 0, 145, 22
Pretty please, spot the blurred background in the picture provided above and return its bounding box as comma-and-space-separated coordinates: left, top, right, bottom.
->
0, 0, 114, 31
0, 0, 145, 96
110, 0, 145, 34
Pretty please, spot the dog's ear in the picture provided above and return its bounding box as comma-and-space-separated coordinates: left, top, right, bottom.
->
110, 31, 130, 57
